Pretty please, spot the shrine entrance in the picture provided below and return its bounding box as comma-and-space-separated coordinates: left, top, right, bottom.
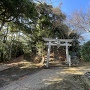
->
43, 38, 73, 68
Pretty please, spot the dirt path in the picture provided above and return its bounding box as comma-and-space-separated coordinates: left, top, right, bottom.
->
0, 67, 63, 90
0, 60, 90, 90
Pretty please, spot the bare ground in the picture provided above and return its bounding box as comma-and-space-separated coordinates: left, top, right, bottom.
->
0, 57, 90, 90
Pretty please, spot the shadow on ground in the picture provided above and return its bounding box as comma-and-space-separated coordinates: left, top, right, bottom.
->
0, 65, 42, 87
39, 74, 90, 90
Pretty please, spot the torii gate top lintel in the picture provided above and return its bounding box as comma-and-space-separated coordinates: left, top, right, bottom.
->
43, 38, 73, 42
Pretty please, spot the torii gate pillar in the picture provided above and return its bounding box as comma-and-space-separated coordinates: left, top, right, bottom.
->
66, 42, 69, 64
46, 41, 51, 68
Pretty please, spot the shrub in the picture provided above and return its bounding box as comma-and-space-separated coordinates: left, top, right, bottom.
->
69, 39, 81, 58
81, 41, 90, 62
0, 41, 24, 62
0, 42, 9, 62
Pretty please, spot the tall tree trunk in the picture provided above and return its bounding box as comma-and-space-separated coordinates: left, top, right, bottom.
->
0, 48, 4, 62
0, 21, 5, 31
9, 42, 12, 60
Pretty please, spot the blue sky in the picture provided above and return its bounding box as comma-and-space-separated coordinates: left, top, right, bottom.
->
47, 0, 90, 15
45, 0, 90, 42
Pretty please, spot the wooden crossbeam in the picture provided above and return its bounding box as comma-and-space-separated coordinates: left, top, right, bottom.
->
43, 38, 73, 42
45, 43, 72, 46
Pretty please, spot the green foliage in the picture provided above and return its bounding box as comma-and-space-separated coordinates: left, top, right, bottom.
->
0, 2, 71, 62
81, 41, 90, 62
0, 0, 37, 62
69, 31, 79, 39
0, 42, 9, 62
36, 41, 45, 56
11, 41, 24, 58
23, 41, 33, 54
53, 24, 69, 39
0, 0, 37, 31
0, 0, 37, 20
69, 32, 81, 58
0, 40, 24, 62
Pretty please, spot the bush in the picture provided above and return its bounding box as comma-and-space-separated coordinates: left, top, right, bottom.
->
81, 41, 90, 62
0, 42, 9, 62
0, 41, 24, 62
69, 39, 81, 58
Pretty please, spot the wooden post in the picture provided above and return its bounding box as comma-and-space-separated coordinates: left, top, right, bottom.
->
46, 41, 51, 68
66, 42, 69, 64
69, 55, 71, 67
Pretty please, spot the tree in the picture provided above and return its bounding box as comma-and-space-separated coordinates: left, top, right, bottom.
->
0, 0, 37, 31
81, 41, 90, 61
0, 0, 38, 61
0, 1, 71, 63
30, 3, 70, 63
0, 21, 34, 62
66, 9, 90, 34
51, 7, 69, 39
69, 31, 80, 57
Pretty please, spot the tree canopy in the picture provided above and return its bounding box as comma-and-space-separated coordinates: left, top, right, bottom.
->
0, 0, 37, 31
0, 1, 74, 62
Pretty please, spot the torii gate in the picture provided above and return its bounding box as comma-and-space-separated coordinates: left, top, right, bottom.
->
43, 38, 73, 68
